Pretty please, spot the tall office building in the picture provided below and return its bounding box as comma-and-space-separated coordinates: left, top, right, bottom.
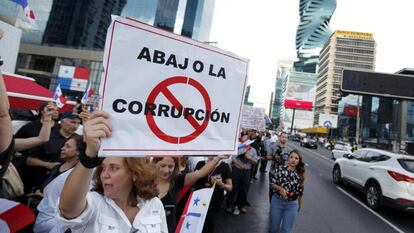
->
121, 0, 215, 42
271, 61, 292, 126
42, 0, 126, 49
294, 0, 336, 73
314, 30, 376, 124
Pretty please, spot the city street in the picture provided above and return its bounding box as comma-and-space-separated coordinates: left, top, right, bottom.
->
216, 142, 414, 233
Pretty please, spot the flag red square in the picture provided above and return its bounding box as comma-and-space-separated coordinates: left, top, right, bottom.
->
74, 67, 90, 80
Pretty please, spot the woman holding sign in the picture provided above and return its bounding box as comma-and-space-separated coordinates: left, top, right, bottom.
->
194, 156, 232, 233
58, 111, 168, 233
153, 155, 227, 233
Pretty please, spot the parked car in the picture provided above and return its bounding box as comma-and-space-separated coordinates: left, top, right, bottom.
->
332, 148, 414, 211
331, 143, 353, 160
300, 137, 318, 149
290, 134, 302, 142
334, 141, 352, 152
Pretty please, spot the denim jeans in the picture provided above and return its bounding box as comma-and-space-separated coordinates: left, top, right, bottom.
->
268, 195, 298, 233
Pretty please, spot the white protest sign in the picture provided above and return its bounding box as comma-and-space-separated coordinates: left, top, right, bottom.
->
99, 17, 249, 156
240, 105, 266, 131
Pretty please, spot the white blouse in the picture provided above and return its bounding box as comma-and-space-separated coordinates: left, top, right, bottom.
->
57, 192, 168, 233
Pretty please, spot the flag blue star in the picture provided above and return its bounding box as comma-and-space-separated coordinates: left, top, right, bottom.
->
186, 221, 191, 230
193, 196, 200, 206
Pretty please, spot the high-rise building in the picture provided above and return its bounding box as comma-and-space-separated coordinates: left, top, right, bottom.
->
0, 0, 53, 45
283, 71, 317, 131
314, 30, 376, 124
42, 0, 126, 49
271, 61, 292, 126
121, 0, 215, 42
294, 0, 336, 73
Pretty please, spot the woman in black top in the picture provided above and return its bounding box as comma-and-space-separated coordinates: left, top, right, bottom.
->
268, 149, 305, 233
153, 156, 226, 233
194, 157, 232, 233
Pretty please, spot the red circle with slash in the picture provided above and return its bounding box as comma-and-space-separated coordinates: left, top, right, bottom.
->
146, 76, 211, 144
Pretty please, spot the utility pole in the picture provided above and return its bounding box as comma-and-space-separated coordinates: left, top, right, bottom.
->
290, 109, 296, 134
355, 95, 361, 145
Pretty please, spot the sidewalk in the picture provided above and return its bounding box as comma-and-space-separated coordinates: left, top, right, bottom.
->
216, 170, 270, 233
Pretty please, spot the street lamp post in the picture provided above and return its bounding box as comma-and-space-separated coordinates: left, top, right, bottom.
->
356, 95, 361, 145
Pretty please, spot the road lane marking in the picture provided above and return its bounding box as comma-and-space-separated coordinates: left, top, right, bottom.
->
289, 143, 334, 164
337, 187, 405, 233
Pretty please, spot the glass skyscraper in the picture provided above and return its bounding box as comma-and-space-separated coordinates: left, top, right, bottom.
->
294, 0, 336, 73
121, 0, 215, 42
42, 0, 126, 49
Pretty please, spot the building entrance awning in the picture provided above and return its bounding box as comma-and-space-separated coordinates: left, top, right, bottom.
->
3, 72, 74, 111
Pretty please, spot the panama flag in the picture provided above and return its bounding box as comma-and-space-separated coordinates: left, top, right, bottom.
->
9, 0, 36, 26
53, 84, 67, 109
57, 66, 90, 92
176, 187, 214, 233
0, 198, 35, 233
81, 83, 94, 104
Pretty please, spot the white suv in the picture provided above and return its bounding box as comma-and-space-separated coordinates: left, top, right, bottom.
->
332, 148, 414, 211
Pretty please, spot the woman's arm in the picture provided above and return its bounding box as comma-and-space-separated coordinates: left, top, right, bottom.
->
15, 107, 54, 151
59, 111, 111, 219
184, 155, 227, 186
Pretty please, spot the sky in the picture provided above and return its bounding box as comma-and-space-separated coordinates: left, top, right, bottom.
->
209, 0, 414, 112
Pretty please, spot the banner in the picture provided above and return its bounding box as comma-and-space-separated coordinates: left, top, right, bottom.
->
318, 113, 338, 128
240, 105, 266, 131
99, 16, 249, 156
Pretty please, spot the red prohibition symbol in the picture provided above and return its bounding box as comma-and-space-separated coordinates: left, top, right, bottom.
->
146, 76, 212, 144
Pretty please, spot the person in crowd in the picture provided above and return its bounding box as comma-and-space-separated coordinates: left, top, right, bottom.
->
34, 135, 83, 233
13, 103, 55, 152
153, 154, 226, 233
58, 111, 168, 232
226, 135, 258, 215
268, 149, 305, 233
248, 129, 261, 180
260, 132, 272, 173
13, 103, 56, 195
175, 156, 192, 224
194, 156, 232, 233
39, 134, 82, 192
268, 132, 291, 169
26, 111, 81, 192
267, 131, 292, 202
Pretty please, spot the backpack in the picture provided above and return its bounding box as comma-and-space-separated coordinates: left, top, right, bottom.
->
2, 163, 24, 199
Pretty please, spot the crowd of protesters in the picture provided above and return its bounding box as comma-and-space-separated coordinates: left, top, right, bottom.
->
0, 69, 305, 233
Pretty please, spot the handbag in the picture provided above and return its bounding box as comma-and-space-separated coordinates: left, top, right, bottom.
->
2, 163, 24, 199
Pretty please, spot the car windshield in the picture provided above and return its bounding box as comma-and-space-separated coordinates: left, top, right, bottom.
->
398, 159, 414, 173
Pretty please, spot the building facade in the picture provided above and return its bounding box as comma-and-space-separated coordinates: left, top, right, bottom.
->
271, 61, 292, 127
43, 0, 126, 49
283, 71, 317, 132
121, 0, 215, 42
11, 0, 215, 101
315, 30, 376, 125
294, 0, 336, 73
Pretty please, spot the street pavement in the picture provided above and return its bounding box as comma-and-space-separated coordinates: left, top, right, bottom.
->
216, 142, 414, 233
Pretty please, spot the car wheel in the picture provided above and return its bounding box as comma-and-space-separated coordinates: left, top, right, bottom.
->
366, 182, 382, 210
332, 165, 342, 184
